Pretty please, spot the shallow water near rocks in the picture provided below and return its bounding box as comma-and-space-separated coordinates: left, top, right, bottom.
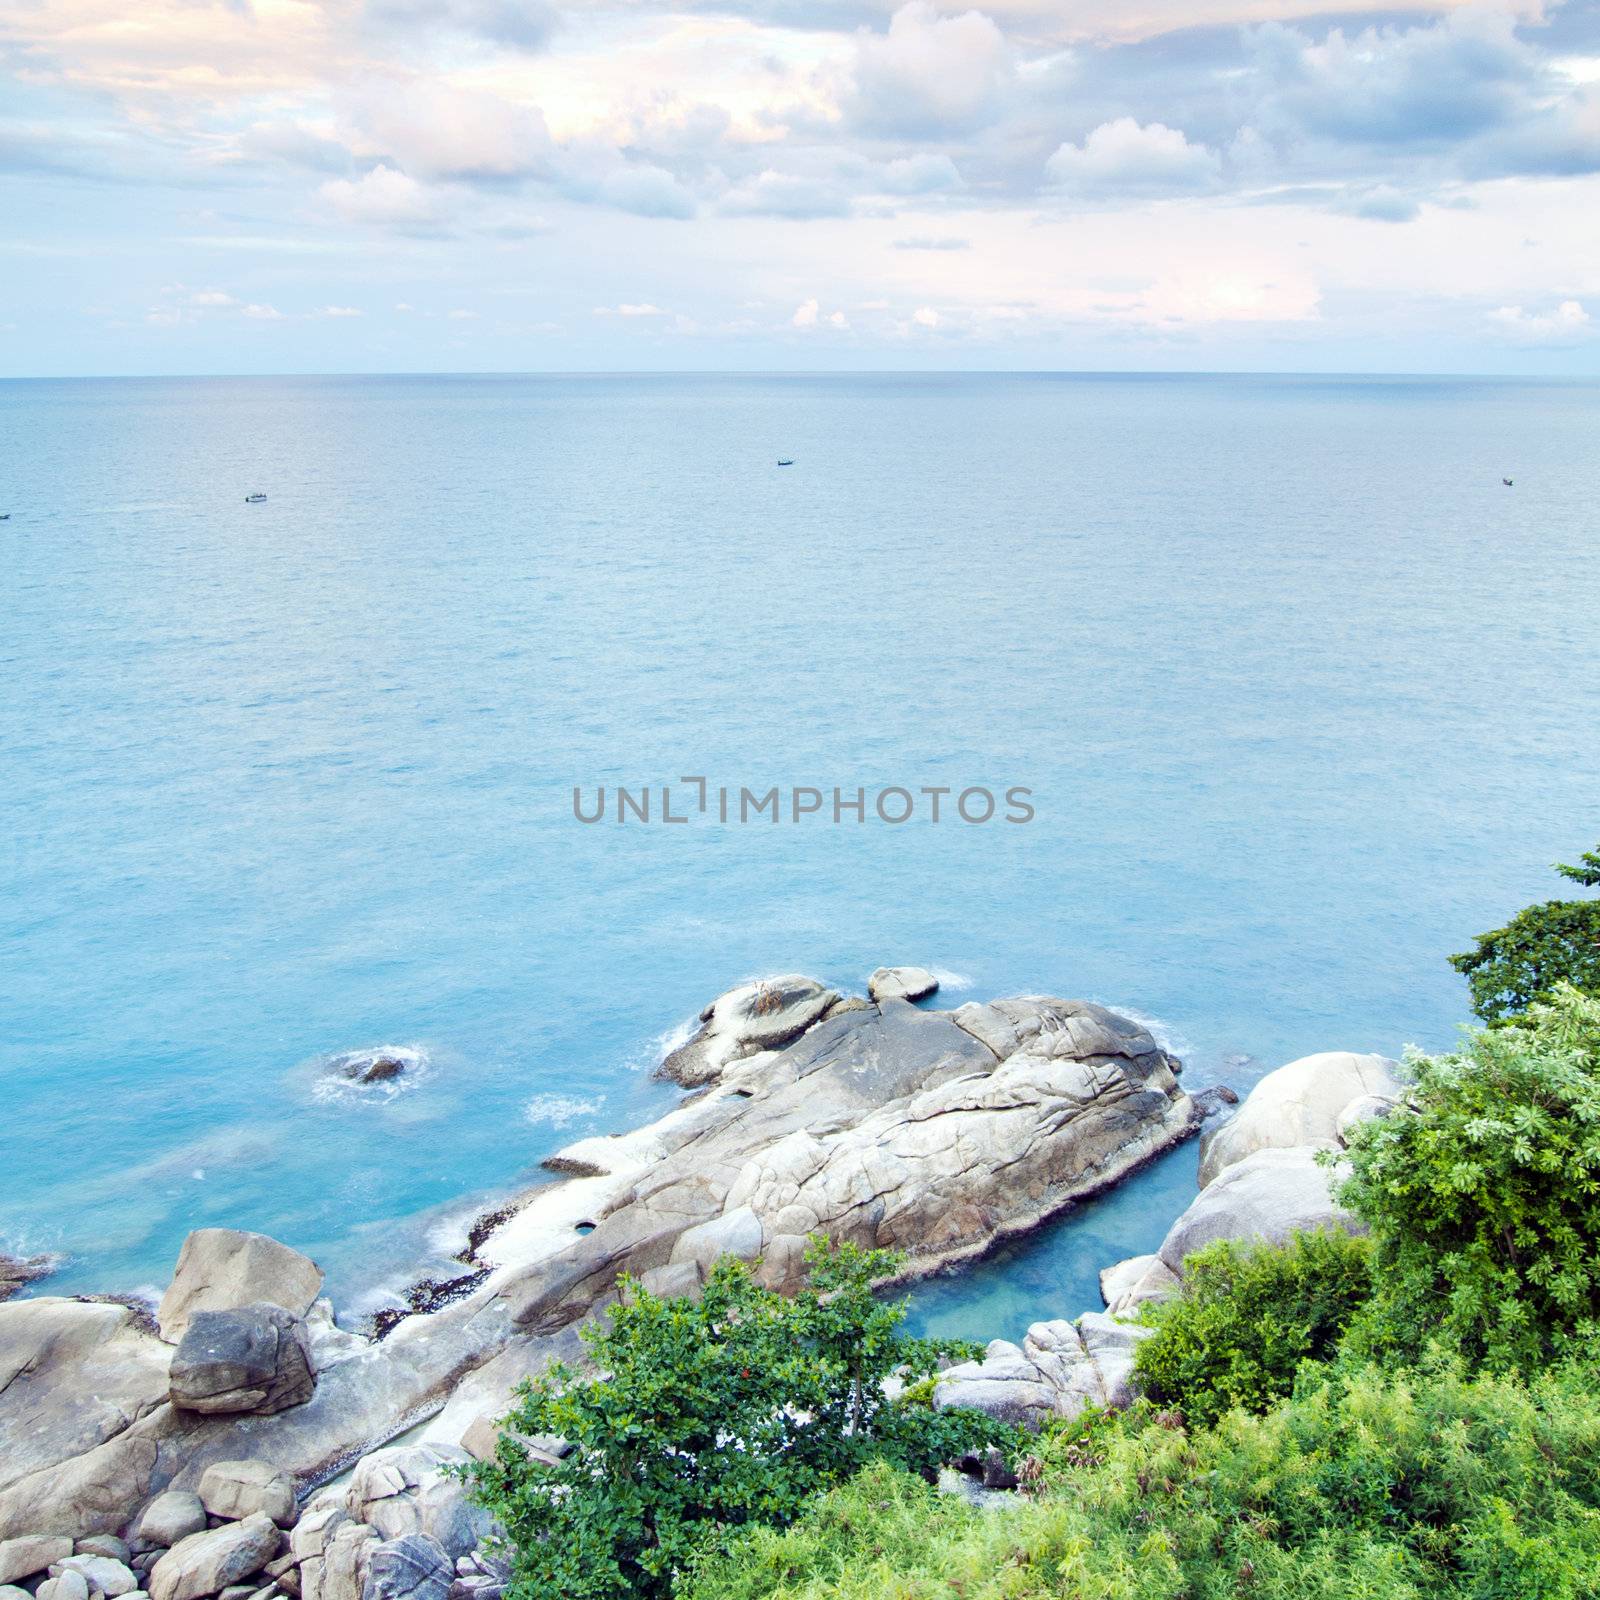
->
3, 373, 1598, 1325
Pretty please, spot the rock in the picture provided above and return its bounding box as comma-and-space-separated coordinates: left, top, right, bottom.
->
147, 1516, 278, 1600
38, 1573, 89, 1600
0, 1585, 33, 1600
197, 1464, 296, 1528
0, 1538, 73, 1586
1198, 1052, 1402, 1188
867, 967, 939, 1004
1159, 1146, 1358, 1277
1191, 1085, 1240, 1119
329, 1052, 415, 1087
74, 1541, 129, 1565
514, 993, 1197, 1331
0, 1436, 160, 1544
1098, 1253, 1157, 1309
362, 1537, 452, 1600
313, 1521, 377, 1600
132, 1495, 207, 1551
170, 1306, 315, 1416
934, 1320, 1109, 1430
217, 1586, 254, 1600
346, 1449, 487, 1561
57, 1557, 137, 1596
0, 1301, 172, 1501
658, 976, 839, 1087
0, 1254, 58, 1303
1077, 1313, 1151, 1407
158, 1233, 323, 1346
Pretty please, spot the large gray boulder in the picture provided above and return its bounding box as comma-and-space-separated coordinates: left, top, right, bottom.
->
362, 1535, 452, 1600
146, 1516, 278, 1600
1198, 1051, 1401, 1188
933, 1316, 1138, 1429
345, 1447, 487, 1560
0, 1537, 72, 1585
657, 976, 839, 1087
169, 1306, 314, 1416
131, 1492, 206, 1550
157, 1232, 323, 1345
0, 1300, 171, 1499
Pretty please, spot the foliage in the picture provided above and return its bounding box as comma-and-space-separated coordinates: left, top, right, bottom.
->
1449, 847, 1600, 1023
1133, 1228, 1374, 1428
1338, 985, 1600, 1372
684, 1361, 1600, 1600
465, 1237, 1016, 1600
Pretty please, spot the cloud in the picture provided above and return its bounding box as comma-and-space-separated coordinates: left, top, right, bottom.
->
912, 305, 941, 326
344, 82, 553, 182
241, 303, 285, 320
1333, 184, 1421, 222
893, 235, 971, 249
319, 305, 364, 317
319, 164, 442, 227
721, 170, 853, 217
1046, 118, 1221, 194
877, 152, 963, 194
588, 163, 697, 219
849, 2, 1014, 137
1488, 299, 1591, 342
362, 0, 558, 53
594, 303, 667, 316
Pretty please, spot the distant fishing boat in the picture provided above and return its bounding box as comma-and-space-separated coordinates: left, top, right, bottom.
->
0, 513, 9, 521
1502, 478, 1514, 487
777, 459, 794, 467
245, 492, 268, 503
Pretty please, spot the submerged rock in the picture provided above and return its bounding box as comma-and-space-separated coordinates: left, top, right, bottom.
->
867, 967, 939, 1003
329, 1051, 414, 1086
157, 1231, 323, 1345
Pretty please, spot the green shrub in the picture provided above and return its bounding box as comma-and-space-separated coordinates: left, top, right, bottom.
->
1133, 1228, 1374, 1428
1339, 984, 1600, 1372
465, 1238, 1015, 1600
684, 1362, 1600, 1600
1450, 847, 1600, 1023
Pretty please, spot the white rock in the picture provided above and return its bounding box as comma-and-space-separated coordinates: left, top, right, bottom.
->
868, 967, 939, 1004
38, 1572, 90, 1600
133, 1494, 207, 1551
57, 1557, 137, 1597
0, 1537, 73, 1586
1197, 1051, 1401, 1188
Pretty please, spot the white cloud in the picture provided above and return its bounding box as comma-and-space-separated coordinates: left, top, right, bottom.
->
319, 164, 440, 227
242, 303, 285, 320
319, 305, 364, 317
594, 303, 667, 317
190, 289, 238, 308
878, 153, 962, 195
913, 305, 941, 326
721, 171, 853, 219
1488, 299, 1591, 341
447, 308, 478, 319
345, 82, 552, 183
792, 297, 819, 327
1046, 118, 1221, 195
850, 2, 1013, 138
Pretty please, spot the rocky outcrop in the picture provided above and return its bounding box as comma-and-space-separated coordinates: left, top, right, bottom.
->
867, 967, 938, 1003
1197, 1050, 1401, 1187
1, 1254, 57, 1303
158, 1233, 324, 1345
933, 1314, 1153, 1429
0, 980, 1195, 1546
169, 1307, 315, 1416
0, 1300, 172, 1497
510, 992, 1196, 1329
196, 1464, 295, 1527
329, 1051, 414, 1086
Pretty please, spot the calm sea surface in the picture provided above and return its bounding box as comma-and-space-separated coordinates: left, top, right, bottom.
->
3, 373, 1597, 1338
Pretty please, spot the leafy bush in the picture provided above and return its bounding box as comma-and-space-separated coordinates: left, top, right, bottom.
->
1450, 847, 1600, 1023
1133, 1227, 1374, 1428
684, 1361, 1600, 1600
1339, 984, 1600, 1372
466, 1238, 1015, 1600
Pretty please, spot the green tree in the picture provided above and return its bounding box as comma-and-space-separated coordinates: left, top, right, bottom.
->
465, 1238, 1014, 1600
1338, 983, 1600, 1371
1450, 846, 1600, 1023
1133, 1228, 1374, 1429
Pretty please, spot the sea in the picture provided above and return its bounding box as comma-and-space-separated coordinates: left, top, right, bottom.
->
3, 372, 1597, 1340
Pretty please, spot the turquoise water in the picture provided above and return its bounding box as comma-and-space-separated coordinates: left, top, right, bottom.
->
3, 374, 1598, 1325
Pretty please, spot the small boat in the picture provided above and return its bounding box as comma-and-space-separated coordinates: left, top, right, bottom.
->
777, 459, 794, 467
1502, 478, 1514, 487
245, 492, 268, 503
0, 513, 9, 521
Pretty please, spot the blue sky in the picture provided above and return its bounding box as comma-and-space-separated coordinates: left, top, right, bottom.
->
2, 0, 1598, 374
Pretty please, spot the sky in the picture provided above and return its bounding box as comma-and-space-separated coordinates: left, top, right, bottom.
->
2, 0, 1599, 374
